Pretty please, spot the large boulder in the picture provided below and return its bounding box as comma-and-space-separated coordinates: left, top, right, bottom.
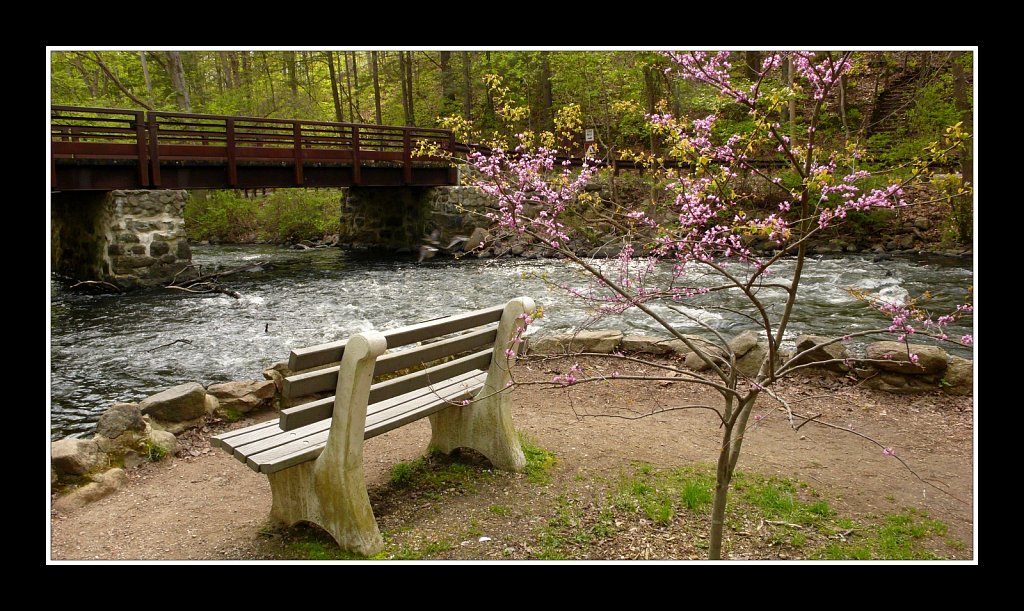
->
95, 403, 146, 439
529, 330, 623, 355
792, 335, 850, 373
51, 438, 103, 477
139, 383, 208, 422
53, 468, 126, 513
865, 341, 948, 375
207, 379, 276, 415
943, 356, 973, 396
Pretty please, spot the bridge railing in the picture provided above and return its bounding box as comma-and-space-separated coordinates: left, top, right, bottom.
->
51, 106, 455, 188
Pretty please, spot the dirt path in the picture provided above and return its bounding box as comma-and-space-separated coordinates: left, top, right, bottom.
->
50, 358, 974, 561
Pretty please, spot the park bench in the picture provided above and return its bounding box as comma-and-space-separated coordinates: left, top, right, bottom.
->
211, 297, 536, 555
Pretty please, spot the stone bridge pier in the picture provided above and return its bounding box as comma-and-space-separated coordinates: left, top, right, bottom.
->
51, 190, 192, 289
339, 185, 493, 251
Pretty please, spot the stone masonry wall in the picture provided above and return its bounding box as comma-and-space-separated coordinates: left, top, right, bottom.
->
97, 190, 192, 288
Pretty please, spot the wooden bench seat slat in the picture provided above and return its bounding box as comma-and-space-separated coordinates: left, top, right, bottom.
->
248, 371, 487, 474
287, 304, 504, 371
210, 419, 280, 448
283, 325, 498, 399
279, 348, 493, 430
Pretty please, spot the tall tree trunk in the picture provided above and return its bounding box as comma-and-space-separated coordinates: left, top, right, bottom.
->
240, 52, 252, 113
285, 51, 298, 96
950, 51, 973, 189
440, 51, 456, 115
261, 53, 276, 114
139, 51, 154, 106
786, 55, 795, 143
350, 51, 361, 120
403, 51, 411, 124
343, 51, 356, 122
399, 52, 410, 125
839, 73, 849, 145
166, 51, 191, 112
643, 64, 659, 153
744, 51, 762, 80
326, 51, 344, 123
539, 51, 554, 131
462, 51, 472, 119
485, 51, 496, 122
227, 51, 239, 88
370, 51, 383, 125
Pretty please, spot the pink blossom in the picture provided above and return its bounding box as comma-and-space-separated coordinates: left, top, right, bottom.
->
882, 447, 896, 457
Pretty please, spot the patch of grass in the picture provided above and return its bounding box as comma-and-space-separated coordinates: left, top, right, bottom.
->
281, 526, 385, 560
680, 477, 714, 512
488, 504, 511, 516
519, 431, 555, 485
217, 407, 244, 422
387, 452, 492, 493
392, 539, 453, 560
139, 438, 169, 462
813, 508, 951, 560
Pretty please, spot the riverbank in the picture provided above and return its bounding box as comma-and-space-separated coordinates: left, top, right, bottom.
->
49, 355, 974, 561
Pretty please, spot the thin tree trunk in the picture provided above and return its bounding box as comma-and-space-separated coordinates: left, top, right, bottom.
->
709, 419, 734, 561
327, 51, 344, 123
166, 51, 191, 112
839, 73, 849, 145
370, 51, 383, 125
403, 51, 411, 124
950, 51, 973, 189
485, 51, 496, 121
539, 51, 554, 131
786, 55, 796, 143
343, 51, 356, 122
139, 51, 154, 106
350, 51, 361, 120
69, 56, 99, 97
462, 51, 472, 119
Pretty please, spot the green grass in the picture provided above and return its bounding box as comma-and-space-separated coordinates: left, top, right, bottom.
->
488, 504, 512, 516
528, 464, 959, 560
387, 451, 491, 493
184, 188, 342, 243
519, 431, 556, 485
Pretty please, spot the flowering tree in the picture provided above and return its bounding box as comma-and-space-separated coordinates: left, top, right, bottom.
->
463, 51, 972, 560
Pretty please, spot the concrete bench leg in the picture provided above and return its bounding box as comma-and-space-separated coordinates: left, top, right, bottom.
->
267, 332, 387, 556
428, 297, 535, 473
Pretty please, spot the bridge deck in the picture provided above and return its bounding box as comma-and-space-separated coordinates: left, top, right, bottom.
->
51, 106, 457, 191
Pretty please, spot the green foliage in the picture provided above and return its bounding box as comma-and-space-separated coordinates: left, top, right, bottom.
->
931, 173, 972, 246
184, 189, 341, 243
139, 438, 169, 462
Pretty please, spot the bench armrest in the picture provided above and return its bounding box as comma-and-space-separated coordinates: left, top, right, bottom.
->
482, 296, 537, 395
323, 330, 388, 470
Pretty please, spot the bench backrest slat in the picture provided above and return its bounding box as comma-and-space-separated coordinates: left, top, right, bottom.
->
288, 304, 505, 371
283, 325, 499, 399
279, 348, 494, 431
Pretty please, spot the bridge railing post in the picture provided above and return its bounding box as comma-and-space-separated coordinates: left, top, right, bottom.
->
226, 118, 237, 187
147, 112, 161, 187
403, 129, 412, 185
134, 110, 149, 187
352, 125, 361, 186
294, 122, 304, 186
448, 131, 457, 185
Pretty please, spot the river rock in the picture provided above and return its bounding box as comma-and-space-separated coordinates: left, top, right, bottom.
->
208, 379, 276, 414
621, 335, 674, 354
146, 429, 178, 458
51, 438, 103, 477
53, 468, 126, 513
914, 217, 931, 231
792, 335, 850, 372
139, 382, 208, 422
728, 331, 759, 357
865, 341, 948, 375
943, 356, 973, 396
529, 330, 623, 354
263, 361, 291, 393
735, 342, 768, 377
463, 227, 489, 253
95, 403, 146, 439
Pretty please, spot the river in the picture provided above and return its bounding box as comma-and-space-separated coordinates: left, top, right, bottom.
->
49, 245, 974, 439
